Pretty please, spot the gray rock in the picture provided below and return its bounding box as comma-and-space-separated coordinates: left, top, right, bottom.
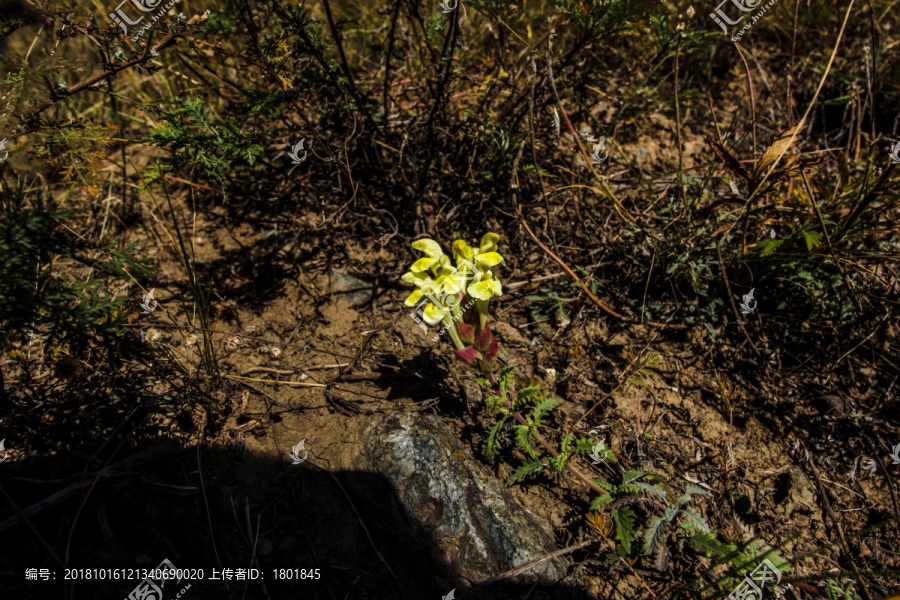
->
329, 270, 378, 307
360, 412, 569, 586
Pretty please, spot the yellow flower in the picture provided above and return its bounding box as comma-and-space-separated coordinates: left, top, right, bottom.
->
409, 238, 446, 273
467, 271, 503, 301
401, 233, 506, 333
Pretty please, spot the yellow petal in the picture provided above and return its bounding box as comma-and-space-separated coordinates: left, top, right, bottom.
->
404, 289, 425, 306
479, 232, 500, 254
402, 271, 434, 290
490, 277, 503, 296
411, 256, 438, 273
467, 280, 495, 301
475, 252, 505, 268
412, 238, 444, 258
422, 303, 448, 325
452, 240, 475, 264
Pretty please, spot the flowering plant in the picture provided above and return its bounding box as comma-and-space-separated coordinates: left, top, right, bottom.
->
402, 233, 505, 370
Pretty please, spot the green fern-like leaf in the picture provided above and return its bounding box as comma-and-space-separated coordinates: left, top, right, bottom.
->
678, 483, 712, 505
634, 481, 668, 499
592, 479, 616, 492
530, 397, 559, 426
548, 453, 568, 471
680, 505, 710, 533
514, 424, 536, 458
590, 493, 614, 510
612, 506, 636, 555
642, 515, 670, 556
516, 384, 544, 406
497, 365, 518, 393
486, 417, 508, 460
690, 532, 739, 561
506, 460, 543, 486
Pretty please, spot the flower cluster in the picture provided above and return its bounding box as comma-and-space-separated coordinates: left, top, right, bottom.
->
402, 233, 505, 368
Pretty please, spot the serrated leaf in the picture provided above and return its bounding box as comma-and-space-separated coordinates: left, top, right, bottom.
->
498, 365, 518, 393
531, 397, 559, 426
505, 460, 543, 486
592, 479, 616, 492
634, 481, 668, 499
590, 493, 614, 510
756, 238, 784, 256
678, 483, 712, 505
642, 516, 669, 557
612, 507, 636, 555
802, 228, 823, 250
472, 372, 490, 386
486, 417, 508, 460
549, 454, 567, 471
515, 385, 543, 407
691, 532, 738, 559
485, 395, 505, 410
680, 505, 710, 533
514, 425, 535, 458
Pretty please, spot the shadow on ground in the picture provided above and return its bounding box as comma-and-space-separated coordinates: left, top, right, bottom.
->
0, 443, 596, 599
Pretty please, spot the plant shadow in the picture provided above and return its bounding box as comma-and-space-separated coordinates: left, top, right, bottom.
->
0, 443, 596, 599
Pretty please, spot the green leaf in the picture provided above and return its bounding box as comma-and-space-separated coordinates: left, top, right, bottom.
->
505, 460, 543, 486
756, 238, 784, 256
516, 384, 544, 407
642, 516, 669, 556
530, 397, 559, 426
680, 505, 710, 533
485, 395, 506, 410
621, 470, 646, 485
803, 228, 823, 250
486, 417, 508, 460
514, 425, 536, 458
634, 481, 668, 499
612, 507, 636, 555
548, 454, 568, 471
677, 484, 712, 505
690, 532, 738, 560
590, 493, 614, 510
498, 365, 518, 393
664, 506, 680, 521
